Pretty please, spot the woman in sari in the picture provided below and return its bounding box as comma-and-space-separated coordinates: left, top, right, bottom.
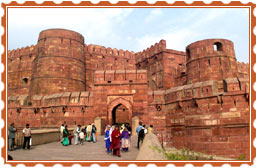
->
120, 127, 130, 152
104, 125, 111, 153
111, 125, 121, 157
62, 125, 69, 146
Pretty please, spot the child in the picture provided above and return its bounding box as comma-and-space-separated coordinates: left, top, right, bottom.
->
104, 125, 111, 153
79, 130, 85, 145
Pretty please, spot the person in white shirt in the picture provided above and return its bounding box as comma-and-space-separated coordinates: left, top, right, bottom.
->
60, 124, 65, 143
79, 129, 85, 145
22, 123, 31, 149
74, 125, 81, 145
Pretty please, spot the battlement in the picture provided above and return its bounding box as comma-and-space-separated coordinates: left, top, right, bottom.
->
85, 44, 135, 59
8, 45, 37, 59
8, 91, 94, 108
161, 77, 248, 103
94, 69, 147, 85
38, 28, 84, 44
135, 39, 166, 63
237, 62, 249, 75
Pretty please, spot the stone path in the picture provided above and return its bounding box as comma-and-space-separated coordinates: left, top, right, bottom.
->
8, 136, 139, 160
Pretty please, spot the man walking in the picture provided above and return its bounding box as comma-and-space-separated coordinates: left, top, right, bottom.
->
22, 123, 31, 149
8, 123, 16, 151
136, 122, 143, 149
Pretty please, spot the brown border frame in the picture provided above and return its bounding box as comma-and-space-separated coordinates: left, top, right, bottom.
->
1, 1, 256, 167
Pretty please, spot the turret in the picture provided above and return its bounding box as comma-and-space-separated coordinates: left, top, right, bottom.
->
30, 29, 86, 95
186, 39, 238, 84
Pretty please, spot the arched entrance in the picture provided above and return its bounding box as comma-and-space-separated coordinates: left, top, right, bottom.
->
112, 104, 130, 125
108, 98, 132, 126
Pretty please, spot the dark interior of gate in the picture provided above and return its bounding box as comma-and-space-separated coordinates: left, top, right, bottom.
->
111, 104, 130, 126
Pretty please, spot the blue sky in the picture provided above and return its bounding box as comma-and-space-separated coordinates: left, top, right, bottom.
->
8, 8, 249, 63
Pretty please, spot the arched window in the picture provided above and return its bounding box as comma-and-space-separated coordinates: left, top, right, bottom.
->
213, 42, 223, 51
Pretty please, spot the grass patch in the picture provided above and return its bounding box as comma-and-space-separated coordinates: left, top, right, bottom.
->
151, 146, 214, 160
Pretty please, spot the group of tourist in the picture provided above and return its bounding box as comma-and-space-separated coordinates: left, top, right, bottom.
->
104, 123, 132, 157
60, 123, 97, 146
8, 121, 154, 156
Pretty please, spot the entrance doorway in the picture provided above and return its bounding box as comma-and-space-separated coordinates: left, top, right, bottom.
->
111, 103, 130, 125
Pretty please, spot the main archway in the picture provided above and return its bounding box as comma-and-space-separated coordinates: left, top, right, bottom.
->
107, 98, 132, 125
111, 104, 130, 125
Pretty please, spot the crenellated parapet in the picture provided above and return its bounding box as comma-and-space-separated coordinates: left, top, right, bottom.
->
8, 91, 94, 108
147, 77, 249, 106
94, 69, 147, 85
85, 44, 135, 59
237, 62, 249, 78
7, 91, 95, 128
8, 45, 38, 96
8, 45, 37, 59
135, 39, 166, 64
8, 45, 37, 73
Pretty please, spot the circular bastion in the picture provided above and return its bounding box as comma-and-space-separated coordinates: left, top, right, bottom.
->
30, 29, 86, 95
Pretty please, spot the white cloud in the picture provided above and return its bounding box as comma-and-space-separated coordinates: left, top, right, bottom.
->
145, 8, 163, 23
135, 8, 249, 54
8, 8, 134, 49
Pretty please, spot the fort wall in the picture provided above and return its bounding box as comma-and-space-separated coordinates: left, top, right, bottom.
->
84, 44, 136, 91
93, 70, 148, 126
237, 62, 249, 78
8, 91, 94, 128
8, 45, 37, 96
147, 77, 249, 159
135, 40, 186, 90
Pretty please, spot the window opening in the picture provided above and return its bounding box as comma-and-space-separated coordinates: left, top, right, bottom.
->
23, 78, 28, 84
214, 42, 223, 51
186, 49, 191, 59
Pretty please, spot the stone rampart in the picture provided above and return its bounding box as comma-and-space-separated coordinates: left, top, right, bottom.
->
84, 45, 136, 90
8, 91, 94, 127
8, 45, 37, 96
237, 62, 249, 78
136, 134, 167, 160
135, 40, 166, 64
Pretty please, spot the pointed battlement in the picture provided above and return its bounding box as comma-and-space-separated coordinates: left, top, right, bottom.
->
237, 61, 249, 78
135, 39, 166, 63
85, 44, 135, 59
8, 45, 37, 59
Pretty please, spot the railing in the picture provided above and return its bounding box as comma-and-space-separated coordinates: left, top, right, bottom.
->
10, 128, 73, 149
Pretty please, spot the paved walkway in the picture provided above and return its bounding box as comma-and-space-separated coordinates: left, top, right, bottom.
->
9, 136, 139, 160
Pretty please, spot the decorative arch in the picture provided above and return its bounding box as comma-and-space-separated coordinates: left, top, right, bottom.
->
107, 97, 132, 125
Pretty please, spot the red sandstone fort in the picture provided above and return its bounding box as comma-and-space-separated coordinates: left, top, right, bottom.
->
7, 29, 250, 159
